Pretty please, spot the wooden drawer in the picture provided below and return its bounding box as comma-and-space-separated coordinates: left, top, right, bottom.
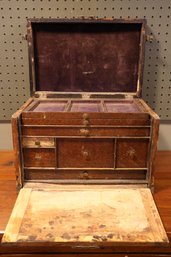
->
22, 137, 55, 148
116, 139, 149, 168
24, 168, 147, 180
22, 117, 151, 126
57, 139, 114, 168
23, 148, 56, 167
22, 126, 150, 137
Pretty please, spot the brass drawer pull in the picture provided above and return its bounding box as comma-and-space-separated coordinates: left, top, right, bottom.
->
83, 113, 90, 126
82, 113, 89, 120
35, 141, 41, 146
83, 119, 89, 126
80, 128, 89, 136
80, 171, 89, 179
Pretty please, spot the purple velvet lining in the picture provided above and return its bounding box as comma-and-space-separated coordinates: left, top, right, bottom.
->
70, 101, 101, 112
31, 100, 143, 113
32, 22, 141, 93
33, 101, 67, 112
105, 101, 141, 113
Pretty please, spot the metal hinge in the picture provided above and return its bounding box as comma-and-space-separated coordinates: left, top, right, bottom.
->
22, 34, 28, 41
146, 34, 154, 42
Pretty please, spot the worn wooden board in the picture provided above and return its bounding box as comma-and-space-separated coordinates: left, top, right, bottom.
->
2, 185, 168, 245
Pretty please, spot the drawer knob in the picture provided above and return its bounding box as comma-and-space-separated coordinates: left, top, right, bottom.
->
80, 128, 89, 136
83, 119, 89, 126
35, 141, 41, 146
35, 154, 42, 160
83, 113, 89, 120
82, 171, 89, 179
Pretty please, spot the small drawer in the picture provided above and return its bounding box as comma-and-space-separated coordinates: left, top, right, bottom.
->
116, 139, 149, 168
23, 148, 56, 167
22, 137, 55, 148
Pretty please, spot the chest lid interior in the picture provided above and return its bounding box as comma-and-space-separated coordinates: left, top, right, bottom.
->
27, 19, 146, 97
2, 184, 168, 247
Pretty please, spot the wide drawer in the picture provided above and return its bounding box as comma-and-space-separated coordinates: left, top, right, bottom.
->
21, 126, 150, 137
22, 117, 151, 126
24, 168, 147, 180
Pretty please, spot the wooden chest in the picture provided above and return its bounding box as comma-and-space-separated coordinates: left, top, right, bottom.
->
1, 18, 169, 253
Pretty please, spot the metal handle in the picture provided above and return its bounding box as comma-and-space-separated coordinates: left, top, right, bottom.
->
35, 141, 41, 146
146, 34, 154, 42
80, 171, 89, 179
82, 113, 89, 120
83, 119, 89, 126
83, 113, 90, 126
80, 128, 89, 136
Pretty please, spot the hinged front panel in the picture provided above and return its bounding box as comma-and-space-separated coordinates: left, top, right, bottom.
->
27, 19, 146, 97
2, 185, 168, 246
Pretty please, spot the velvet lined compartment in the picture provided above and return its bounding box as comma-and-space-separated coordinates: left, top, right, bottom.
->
32, 21, 142, 93
29, 100, 144, 113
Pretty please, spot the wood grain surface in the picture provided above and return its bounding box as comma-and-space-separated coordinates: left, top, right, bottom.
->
2, 187, 168, 245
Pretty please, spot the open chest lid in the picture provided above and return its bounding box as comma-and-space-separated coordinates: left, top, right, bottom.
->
27, 18, 146, 98
2, 184, 169, 248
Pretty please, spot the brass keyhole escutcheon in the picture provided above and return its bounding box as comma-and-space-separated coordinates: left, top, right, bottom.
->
127, 148, 136, 160
81, 145, 89, 160
35, 154, 42, 161
82, 150, 89, 160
